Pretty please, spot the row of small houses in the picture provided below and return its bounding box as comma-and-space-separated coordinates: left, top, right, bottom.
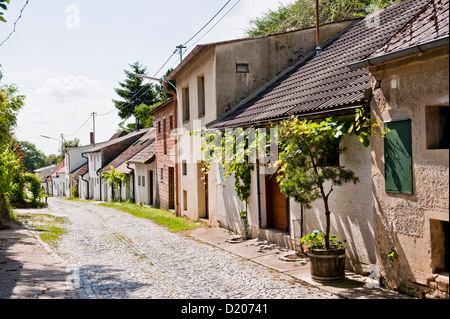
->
35, 0, 448, 298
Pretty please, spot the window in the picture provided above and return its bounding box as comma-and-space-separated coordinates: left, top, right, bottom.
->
170, 116, 174, 130
163, 118, 167, 155
158, 121, 161, 134
236, 63, 249, 73
198, 76, 205, 117
160, 168, 164, 181
183, 190, 188, 211
426, 105, 449, 149
384, 119, 413, 194
138, 176, 141, 186
182, 86, 190, 122
142, 176, 145, 187
182, 160, 187, 176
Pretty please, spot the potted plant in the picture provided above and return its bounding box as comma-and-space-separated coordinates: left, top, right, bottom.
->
276, 113, 368, 283
301, 229, 347, 282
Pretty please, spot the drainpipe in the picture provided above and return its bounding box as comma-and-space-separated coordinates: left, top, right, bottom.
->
126, 161, 136, 202
96, 167, 103, 201
81, 152, 90, 199
256, 157, 262, 229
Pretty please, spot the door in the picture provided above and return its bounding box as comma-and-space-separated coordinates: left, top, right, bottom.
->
149, 170, 154, 206
265, 171, 288, 232
168, 167, 175, 210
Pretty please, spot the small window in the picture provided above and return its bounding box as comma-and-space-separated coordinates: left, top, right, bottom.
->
182, 87, 190, 122
183, 190, 188, 211
138, 176, 141, 186
170, 116, 174, 130
132, 139, 141, 146
158, 121, 161, 134
426, 106, 449, 149
182, 160, 187, 176
142, 176, 145, 187
198, 76, 205, 117
236, 63, 249, 73
160, 168, 164, 181
163, 119, 167, 155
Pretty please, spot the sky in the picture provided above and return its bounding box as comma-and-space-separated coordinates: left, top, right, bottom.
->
0, 0, 293, 156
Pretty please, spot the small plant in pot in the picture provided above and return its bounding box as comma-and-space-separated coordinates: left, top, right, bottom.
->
276, 111, 375, 283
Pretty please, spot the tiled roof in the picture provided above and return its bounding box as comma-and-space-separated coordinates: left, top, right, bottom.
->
100, 128, 156, 174
108, 131, 128, 141
371, 0, 449, 57
49, 159, 65, 179
209, 0, 431, 129
83, 129, 150, 154
127, 140, 156, 165
72, 163, 88, 176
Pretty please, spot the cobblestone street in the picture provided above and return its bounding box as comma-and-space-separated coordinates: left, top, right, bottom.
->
12, 198, 339, 299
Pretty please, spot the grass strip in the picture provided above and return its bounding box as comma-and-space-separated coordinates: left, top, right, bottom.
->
99, 202, 202, 233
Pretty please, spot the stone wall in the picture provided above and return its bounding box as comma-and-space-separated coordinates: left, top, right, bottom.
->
369, 47, 449, 298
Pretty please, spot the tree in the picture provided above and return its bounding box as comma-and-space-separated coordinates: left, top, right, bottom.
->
246, 0, 399, 37
0, 0, 10, 23
0, 82, 25, 224
276, 109, 379, 250
1, 84, 25, 148
112, 62, 158, 131
19, 141, 46, 172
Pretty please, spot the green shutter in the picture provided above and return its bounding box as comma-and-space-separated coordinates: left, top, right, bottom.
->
384, 119, 413, 194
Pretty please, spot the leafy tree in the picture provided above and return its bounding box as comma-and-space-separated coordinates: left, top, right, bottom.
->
112, 62, 159, 131
0, 82, 25, 224
246, 0, 399, 37
0, 84, 25, 148
0, 0, 10, 23
19, 140, 46, 172
42, 154, 60, 167
276, 109, 380, 250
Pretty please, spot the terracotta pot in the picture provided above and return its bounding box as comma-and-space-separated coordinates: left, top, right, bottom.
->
308, 248, 346, 283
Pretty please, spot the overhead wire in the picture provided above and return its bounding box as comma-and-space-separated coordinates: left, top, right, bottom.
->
94, 0, 241, 129
64, 114, 92, 137
0, 0, 30, 48
151, 0, 237, 78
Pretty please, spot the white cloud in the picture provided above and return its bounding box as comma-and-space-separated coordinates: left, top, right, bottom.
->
35, 75, 100, 102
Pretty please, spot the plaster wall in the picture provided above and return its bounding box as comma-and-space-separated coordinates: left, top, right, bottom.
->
214, 20, 355, 118
369, 47, 449, 296
134, 162, 157, 206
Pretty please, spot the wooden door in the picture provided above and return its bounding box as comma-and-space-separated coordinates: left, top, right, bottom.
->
265, 172, 288, 232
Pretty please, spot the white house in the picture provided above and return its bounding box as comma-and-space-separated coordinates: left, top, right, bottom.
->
81, 129, 149, 201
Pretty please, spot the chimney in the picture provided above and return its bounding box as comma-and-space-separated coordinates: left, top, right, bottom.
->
90, 132, 95, 145
315, 0, 322, 56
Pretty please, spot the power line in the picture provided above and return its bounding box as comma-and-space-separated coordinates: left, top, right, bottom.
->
186, 0, 241, 52
182, 0, 232, 47
64, 114, 93, 137
0, 0, 30, 48
152, 0, 234, 78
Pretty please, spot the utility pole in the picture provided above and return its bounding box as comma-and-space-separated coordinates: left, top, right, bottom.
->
91, 112, 97, 147
175, 44, 187, 62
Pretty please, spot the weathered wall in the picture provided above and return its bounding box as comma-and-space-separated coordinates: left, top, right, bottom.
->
214, 20, 356, 118
154, 100, 177, 211
369, 47, 449, 297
